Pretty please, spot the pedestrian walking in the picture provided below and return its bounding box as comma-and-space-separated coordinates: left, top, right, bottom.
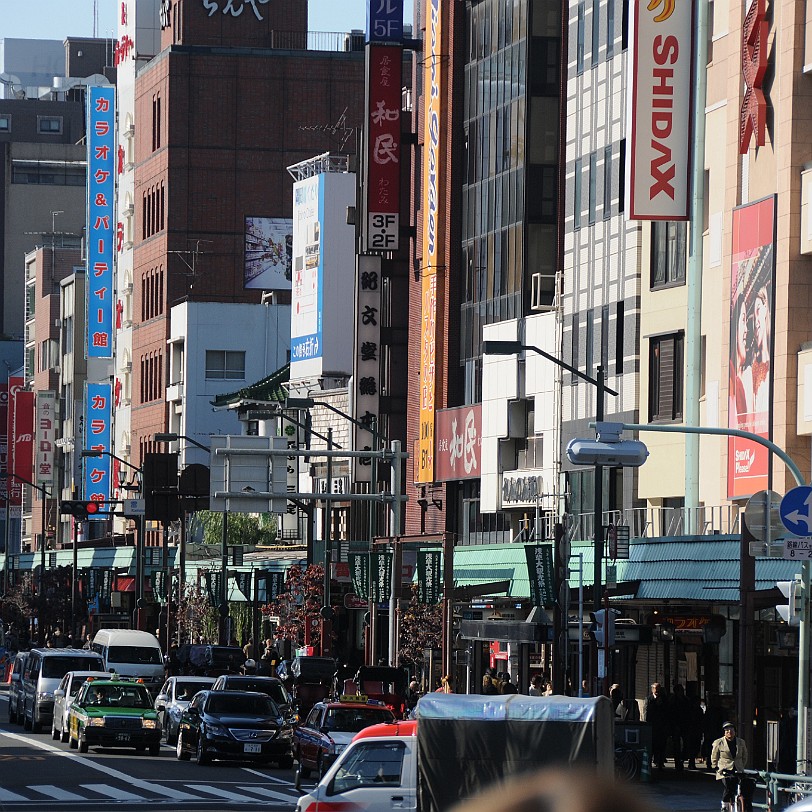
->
499, 672, 518, 694
482, 674, 499, 695
645, 682, 668, 771
529, 675, 544, 696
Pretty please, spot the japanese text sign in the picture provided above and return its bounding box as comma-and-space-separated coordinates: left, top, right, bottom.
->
35, 391, 56, 487
417, 549, 441, 605
86, 86, 116, 358
11, 386, 33, 505
364, 44, 402, 252
349, 552, 370, 601
434, 404, 481, 481
370, 549, 392, 604
366, 0, 404, 43
525, 544, 555, 608
83, 382, 112, 511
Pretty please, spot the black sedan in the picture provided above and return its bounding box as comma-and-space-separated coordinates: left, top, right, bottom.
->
175, 690, 294, 767
211, 674, 297, 726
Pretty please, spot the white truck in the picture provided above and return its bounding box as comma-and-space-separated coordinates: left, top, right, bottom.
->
296, 693, 615, 812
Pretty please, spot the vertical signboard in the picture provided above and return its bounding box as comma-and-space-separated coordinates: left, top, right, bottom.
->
727, 196, 775, 499
0, 382, 9, 505
290, 173, 356, 381
417, 549, 441, 604
84, 382, 112, 507
5, 377, 24, 507
370, 549, 392, 603
86, 85, 116, 358
525, 544, 555, 608
364, 44, 402, 252
627, 0, 694, 220
434, 404, 481, 481
11, 388, 34, 493
35, 391, 56, 488
366, 0, 404, 43
349, 552, 370, 600
416, 0, 446, 483
352, 255, 382, 484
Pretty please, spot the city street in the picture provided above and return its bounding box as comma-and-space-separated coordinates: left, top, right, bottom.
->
0, 690, 305, 811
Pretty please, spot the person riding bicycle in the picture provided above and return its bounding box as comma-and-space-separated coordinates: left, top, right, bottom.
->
711, 722, 753, 810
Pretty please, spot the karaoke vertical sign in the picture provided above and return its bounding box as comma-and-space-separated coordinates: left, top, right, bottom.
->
84, 382, 112, 507
86, 86, 116, 359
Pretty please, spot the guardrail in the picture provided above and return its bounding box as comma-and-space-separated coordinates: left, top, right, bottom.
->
745, 768, 812, 810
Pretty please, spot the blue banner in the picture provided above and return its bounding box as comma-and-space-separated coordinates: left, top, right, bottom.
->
86, 86, 116, 359
83, 382, 112, 513
367, 0, 404, 43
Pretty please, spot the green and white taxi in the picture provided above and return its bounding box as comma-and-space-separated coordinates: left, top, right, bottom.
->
68, 677, 161, 756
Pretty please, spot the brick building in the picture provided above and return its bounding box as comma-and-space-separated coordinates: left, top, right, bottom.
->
129, 0, 366, 469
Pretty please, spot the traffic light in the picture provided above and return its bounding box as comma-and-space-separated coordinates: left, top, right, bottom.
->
590, 608, 620, 646
60, 500, 102, 520
777, 576, 804, 627
566, 438, 649, 467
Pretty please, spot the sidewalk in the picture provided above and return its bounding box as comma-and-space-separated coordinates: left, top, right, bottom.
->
635, 765, 726, 812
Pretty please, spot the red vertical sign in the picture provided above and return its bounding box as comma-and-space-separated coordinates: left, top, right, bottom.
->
6, 377, 24, 505
12, 390, 34, 489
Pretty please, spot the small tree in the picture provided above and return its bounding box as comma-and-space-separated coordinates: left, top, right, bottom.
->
261, 564, 324, 649
398, 584, 443, 667
194, 511, 277, 547
175, 580, 219, 644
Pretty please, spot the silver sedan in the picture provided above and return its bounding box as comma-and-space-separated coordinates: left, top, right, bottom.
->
154, 676, 215, 744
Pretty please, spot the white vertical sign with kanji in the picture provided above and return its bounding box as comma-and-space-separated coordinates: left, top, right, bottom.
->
35, 391, 56, 487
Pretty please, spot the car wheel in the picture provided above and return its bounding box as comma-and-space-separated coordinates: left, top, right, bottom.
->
60, 723, 69, 744
176, 732, 191, 761
277, 753, 294, 770
297, 756, 312, 779
69, 732, 78, 749
32, 715, 42, 734
149, 743, 160, 758
195, 734, 211, 766
165, 721, 176, 745
8, 704, 16, 724
23, 709, 32, 731
78, 734, 88, 754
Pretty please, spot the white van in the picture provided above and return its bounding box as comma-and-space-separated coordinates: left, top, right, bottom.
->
91, 629, 164, 693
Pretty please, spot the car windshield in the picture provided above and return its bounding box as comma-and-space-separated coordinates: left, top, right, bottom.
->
108, 646, 162, 665
224, 679, 290, 705
206, 694, 278, 717
83, 684, 153, 709
42, 657, 104, 679
323, 707, 396, 732
173, 682, 211, 701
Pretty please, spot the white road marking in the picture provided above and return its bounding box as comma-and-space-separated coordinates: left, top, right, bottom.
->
0, 787, 27, 802
241, 766, 291, 785
0, 728, 208, 802
29, 785, 87, 801
81, 784, 149, 801
238, 784, 299, 802
188, 785, 268, 803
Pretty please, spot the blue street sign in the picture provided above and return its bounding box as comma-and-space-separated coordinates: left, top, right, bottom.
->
780, 486, 812, 537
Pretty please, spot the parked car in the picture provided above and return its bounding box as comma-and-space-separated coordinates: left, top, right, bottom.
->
175, 689, 294, 768
7, 651, 28, 724
176, 645, 246, 677
211, 674, 297, 725
154, 676, 215, 744
293, 699, 396, 782
51, 670, 110, 742
21, 648, 105, 733
90, 629, 164, 694
68, 677, 161, 755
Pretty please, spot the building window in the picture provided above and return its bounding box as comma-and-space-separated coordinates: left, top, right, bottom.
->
615, 300, 625, 375
574, 158, 583, 229
577, 2, 585, 74
591, 0, 600, 67
651, 221, 687, 288
38, 117, 62, 134
0, 115, 9, 132
603, 145, 612, 218
607, 0, 615, 59
205, 350, 246, 380
152, 93, 161, 151
621, 0, 629, 50
588, 152, 597, 224
618, 139, 626, 213
649, 332, 684, 422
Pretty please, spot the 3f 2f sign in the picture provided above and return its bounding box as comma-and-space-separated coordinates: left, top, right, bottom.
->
627, 0, 694, 220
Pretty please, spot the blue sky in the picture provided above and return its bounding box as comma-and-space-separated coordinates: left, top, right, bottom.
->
3, 0, 415, 41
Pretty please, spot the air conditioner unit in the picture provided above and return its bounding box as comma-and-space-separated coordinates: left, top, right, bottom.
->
124, 204, 134, 217
124, 124, 135, 137
343, 30, 364, 52
121, 444, 131, 455
531, 273, 557, 312
122, 361, 132, 372
123, 282, 133, 294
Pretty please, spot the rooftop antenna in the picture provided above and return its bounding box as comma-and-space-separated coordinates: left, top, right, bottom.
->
298, 107, 355, 153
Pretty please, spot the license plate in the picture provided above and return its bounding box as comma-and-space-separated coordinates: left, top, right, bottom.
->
116, 733, 130, 742
243, 743, 262, 754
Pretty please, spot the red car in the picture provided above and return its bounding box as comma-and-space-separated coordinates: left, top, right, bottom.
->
293, 699, 396, 783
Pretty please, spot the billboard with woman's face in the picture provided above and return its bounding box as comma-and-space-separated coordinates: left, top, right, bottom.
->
728, 196, 775, 499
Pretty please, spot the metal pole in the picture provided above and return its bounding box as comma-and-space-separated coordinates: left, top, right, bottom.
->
136, 513, 144, 630
163, 523, 170, 649
593, 366, 604, 695
684, 0, 709, 533
39, 488, 46, 646
388, 440, 401, 667
3, 498, 10, 595
220, 511, 229, 645
324, 428, 333, 651
71, 516, 78, 634
578, 553, 584, 697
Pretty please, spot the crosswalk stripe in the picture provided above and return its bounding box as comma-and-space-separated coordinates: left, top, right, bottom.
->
80, 783, 149, 801
238, 784, 299, 802
138, 783, 201, 801
0, 788, 28, 802
29, 785, 86, 801
188, 784, 269, 803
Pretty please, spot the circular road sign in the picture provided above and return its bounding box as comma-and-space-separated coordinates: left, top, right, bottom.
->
744, 490, 784, 541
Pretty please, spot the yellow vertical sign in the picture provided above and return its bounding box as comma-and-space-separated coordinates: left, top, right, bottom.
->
417, 0, 444, 484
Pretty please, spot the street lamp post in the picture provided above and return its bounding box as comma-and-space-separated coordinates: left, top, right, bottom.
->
482, 340, 619, 693
81, 450, 144, 629
0, 472, 51, 645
